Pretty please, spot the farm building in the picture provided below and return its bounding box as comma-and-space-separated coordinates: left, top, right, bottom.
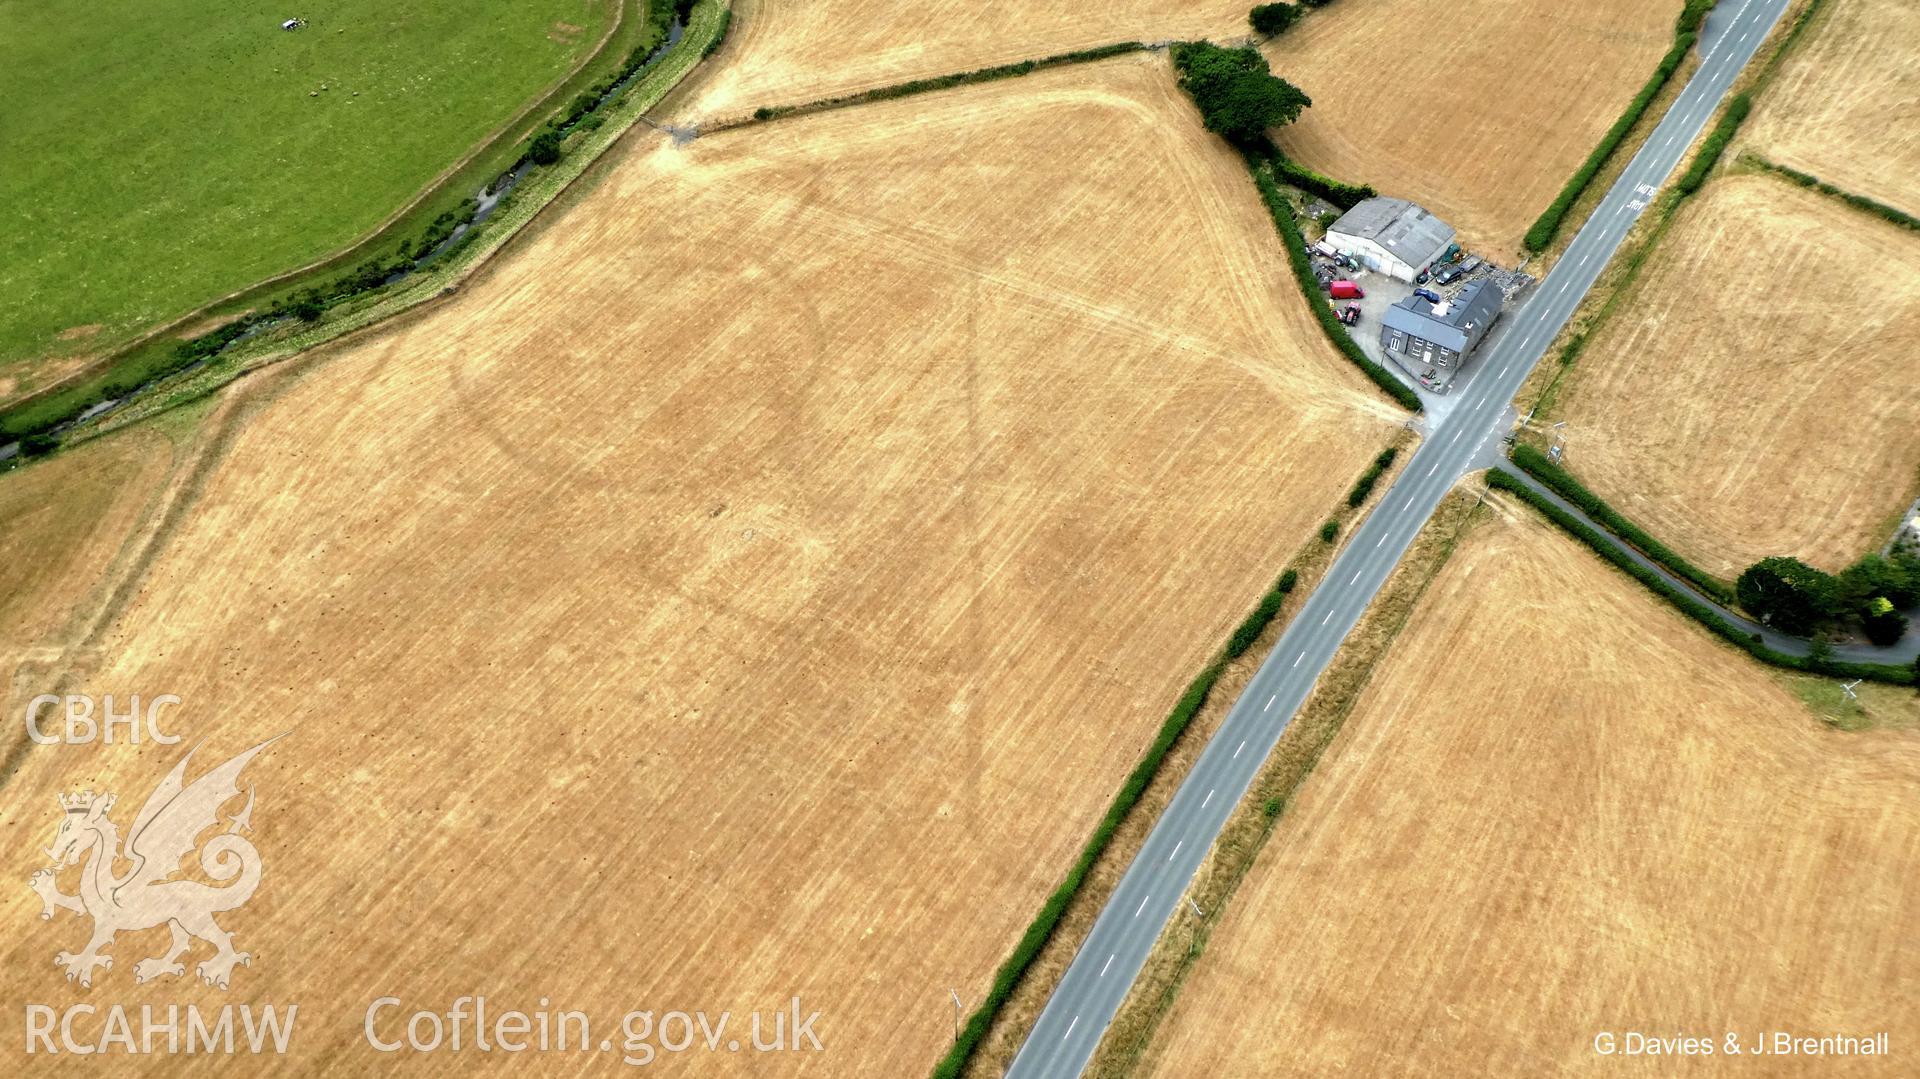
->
1322, 197, 1455, 283
1380, 279, 1501, 388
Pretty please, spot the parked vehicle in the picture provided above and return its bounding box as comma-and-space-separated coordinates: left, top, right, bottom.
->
1413, 287, 1442, 304
1415, 269, 1430, 285
1441, 242, 1462, 263
1329, 280, 1364, 299
1340, 303, 1361, 325
1432, 264, 1464, 285
1460, 256, 1482, 273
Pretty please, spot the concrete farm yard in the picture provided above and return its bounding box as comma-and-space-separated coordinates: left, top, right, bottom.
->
0, 56, 1397, 1074
0, 0, 615, 402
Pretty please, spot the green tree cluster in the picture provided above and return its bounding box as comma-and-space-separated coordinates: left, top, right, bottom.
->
1249, 3, 1300, 36
1171, 42, 1312, 144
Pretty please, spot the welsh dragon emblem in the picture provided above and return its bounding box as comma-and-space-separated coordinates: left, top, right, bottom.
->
27, 737, 280, 989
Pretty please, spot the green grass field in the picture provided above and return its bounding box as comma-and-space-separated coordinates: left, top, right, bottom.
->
0, 0, 613, 401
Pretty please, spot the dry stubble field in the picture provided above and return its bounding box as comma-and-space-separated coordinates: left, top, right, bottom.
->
1261, 0, 1674, 260
0, 425, 175, 681
1548, 174, 1920, 576
1743, 0, 1920, 213
668, 0, 1252, 121
1140, 502, 1920, 1078
0, 56, 1398, 1074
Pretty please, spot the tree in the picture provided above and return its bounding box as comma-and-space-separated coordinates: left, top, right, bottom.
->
528, 129, 563, 166
1838, 553, 1919, 610
1171, 42, 1312, 144
1736, 556, 1840, 636
1861, 598, 1908, 646
290, 297, 323, 322
1249, 3, 1301, 36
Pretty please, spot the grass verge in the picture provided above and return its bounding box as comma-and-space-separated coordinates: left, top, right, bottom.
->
947, 430, 1417, 1078
1090, 486, 1485, 1078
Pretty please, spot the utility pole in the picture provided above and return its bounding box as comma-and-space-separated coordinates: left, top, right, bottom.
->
949, 989, 964, 1043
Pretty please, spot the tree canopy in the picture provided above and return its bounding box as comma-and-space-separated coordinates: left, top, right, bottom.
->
1249, 3, 1301, 36
1171, 42, 1312, 144
1736, 556, 1840, 636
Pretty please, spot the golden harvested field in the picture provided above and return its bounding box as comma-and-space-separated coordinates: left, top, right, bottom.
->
1142, 503, 1920, 1079
0, 426, 172, 677
1745, 0, 1920, 213
668, 0, 1250, 121
1262, 0, 1674, 261
0, 57, 1395, 1074
1551, 175, 1920, 576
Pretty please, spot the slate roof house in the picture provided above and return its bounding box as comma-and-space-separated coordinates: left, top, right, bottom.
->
1379, 279, 1502, 389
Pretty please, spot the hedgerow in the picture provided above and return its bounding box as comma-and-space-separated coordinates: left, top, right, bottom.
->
1488, 470, 1912, 684
1346, 447, 1398, 506
1510, 443, 1732, 603
1674, 92, 1750, 194
1523, 32, 1696, 252
1243, 154, 1422, 410
931, 558, 1304, 1077
1747, 157, 1919, 231
744, 42, 1147, 127
1267, 153, 1375, 210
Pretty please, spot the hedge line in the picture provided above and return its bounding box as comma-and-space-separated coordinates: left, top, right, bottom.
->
1674, 92, 1750, 194
929, 562, 1301, 1078
1347, 447, 1398, 507
753, 42, 1147, 123
1243, 156, 1422, 411
1748, 157, 1920, 232
1677, 0, 1717, 35
1489, 470, 1913, 684
1509, 443, 1732, 603
1269, 155, 1375, 210
1523, 32, 1696, 252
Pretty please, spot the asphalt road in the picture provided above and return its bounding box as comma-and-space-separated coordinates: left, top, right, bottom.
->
1005, 1, 1794, 1074
1502, 468, 1920, 665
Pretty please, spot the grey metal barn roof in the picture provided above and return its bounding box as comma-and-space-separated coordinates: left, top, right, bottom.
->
1326, 197, 1455, 270
1381, 279, 1501, 353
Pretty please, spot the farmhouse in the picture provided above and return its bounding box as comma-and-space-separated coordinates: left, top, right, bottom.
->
1322, 197, 1455, 283
1380, 279, 1501, 388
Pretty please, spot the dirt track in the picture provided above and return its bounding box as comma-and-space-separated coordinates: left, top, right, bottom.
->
0, 57, 1394, 1075
1141, 502, 1920, 1078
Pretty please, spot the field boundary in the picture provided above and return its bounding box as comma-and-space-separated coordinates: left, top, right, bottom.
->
1521, 1, 1716, 253
1488, 469, 1915, 683
1089, 487, 1485, 1078
14, 0, 732, 466
3, 0, 645, 424
1242, 151, 1422, 411
940, 437, 1416, 1078
703, 41, 1152, 132
1742, 154, 1920, 232
1509, 443, 1733, 602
